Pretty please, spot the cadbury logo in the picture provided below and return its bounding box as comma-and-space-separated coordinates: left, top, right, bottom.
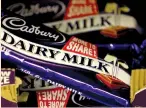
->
1, 28, 130, 85
1, 30, 130, 85
7, 1, 66, 19
2, 17, 66, 43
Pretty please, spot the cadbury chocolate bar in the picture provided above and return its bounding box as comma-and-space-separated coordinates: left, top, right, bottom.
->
1, 43, 131, 107
15, 74, 105, 107
2, 0, 145, 46
1, 11, 131, 106
1, 0, 146, 107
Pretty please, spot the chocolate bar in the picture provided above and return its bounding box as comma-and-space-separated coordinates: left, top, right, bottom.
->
96, 74, 129, 90
1, 0, 146, 107
16, 74, 106, 107
1, 11, 131, 107
100, 26, 128, 38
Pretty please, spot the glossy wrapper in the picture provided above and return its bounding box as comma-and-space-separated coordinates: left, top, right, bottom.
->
1, 11, 132, 107
1, 0, 146, 107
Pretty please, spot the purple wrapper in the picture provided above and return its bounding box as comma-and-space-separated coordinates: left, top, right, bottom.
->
1, 46, 129, 107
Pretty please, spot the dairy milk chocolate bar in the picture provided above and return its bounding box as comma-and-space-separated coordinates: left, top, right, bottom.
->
1, 10, 132, 107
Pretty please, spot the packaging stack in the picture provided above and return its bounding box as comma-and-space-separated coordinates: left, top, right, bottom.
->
1, 0, 146, 107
